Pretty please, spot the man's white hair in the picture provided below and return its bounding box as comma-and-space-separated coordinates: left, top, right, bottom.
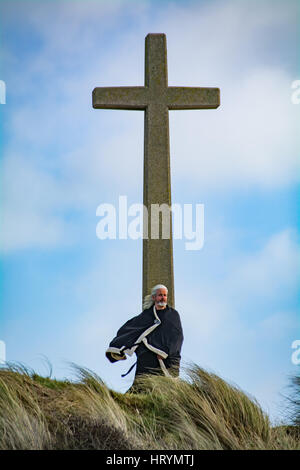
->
143, 284, 168, 310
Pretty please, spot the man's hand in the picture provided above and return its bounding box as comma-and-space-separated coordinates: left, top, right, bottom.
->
157, 355, 164, 361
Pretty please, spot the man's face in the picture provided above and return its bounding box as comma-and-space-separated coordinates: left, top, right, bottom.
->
153, 288, 168, 309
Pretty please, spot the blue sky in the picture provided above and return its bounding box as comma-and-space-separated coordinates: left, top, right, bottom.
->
0, 0, 299, 424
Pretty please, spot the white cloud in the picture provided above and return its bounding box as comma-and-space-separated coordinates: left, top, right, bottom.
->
224, 229, 299, 300
257, 311, 299, 340
170, 67, 298, 189
173, 227, 299, 363
0, 153, 79, 252
1, 0, 298, 250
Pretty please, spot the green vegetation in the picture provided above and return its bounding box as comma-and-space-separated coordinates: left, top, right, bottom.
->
0, 363, 299, 450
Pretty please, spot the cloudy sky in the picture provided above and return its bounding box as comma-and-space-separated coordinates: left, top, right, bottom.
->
0, 0, 299, 424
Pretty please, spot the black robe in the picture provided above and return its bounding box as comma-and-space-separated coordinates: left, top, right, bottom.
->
106, 304, 184, 378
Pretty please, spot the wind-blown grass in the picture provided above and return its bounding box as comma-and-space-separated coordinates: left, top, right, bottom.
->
0, 362, 299, 450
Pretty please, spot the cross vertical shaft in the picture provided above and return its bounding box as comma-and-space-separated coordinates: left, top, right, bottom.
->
143, 35, 174, 307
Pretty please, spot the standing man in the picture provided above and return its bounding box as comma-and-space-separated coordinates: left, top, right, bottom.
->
106, 285, 184, 386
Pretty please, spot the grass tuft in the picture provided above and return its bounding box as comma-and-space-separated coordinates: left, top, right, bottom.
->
0, 362, 299, 450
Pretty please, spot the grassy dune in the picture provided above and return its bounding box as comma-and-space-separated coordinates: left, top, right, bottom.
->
0, 363, 299, 450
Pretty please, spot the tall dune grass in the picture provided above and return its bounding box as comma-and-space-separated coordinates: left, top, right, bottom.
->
0, 362, 299, 450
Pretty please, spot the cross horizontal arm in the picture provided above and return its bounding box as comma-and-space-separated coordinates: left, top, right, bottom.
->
92, 86, 148, 110
167, 87, 220, 110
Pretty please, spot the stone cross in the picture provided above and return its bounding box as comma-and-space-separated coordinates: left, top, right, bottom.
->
93, 33, 220, 308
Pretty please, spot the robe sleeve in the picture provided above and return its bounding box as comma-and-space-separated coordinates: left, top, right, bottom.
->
105, 311, 153, 363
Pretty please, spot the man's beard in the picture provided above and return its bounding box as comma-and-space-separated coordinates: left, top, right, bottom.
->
157, 301, 167, 307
